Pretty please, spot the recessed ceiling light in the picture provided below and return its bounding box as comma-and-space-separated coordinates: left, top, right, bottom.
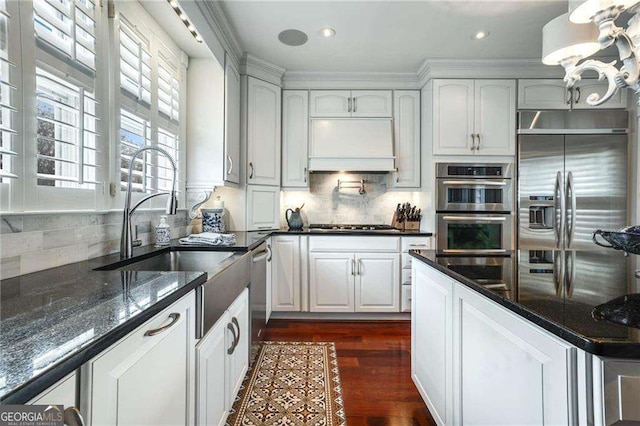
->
320, 28, 336, 38
278, 29, 308, 47
473, 30, 489, 40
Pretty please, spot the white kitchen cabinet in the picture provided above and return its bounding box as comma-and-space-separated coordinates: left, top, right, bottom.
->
195, 314, 228, 426
354, 253, 400, 312
196, 289, 249, 426
266, 237, 273, 321
246, 185, 280, 231
282, 90, 309, 188
392, 90, 420, 188
309, 252, 355, 312
271, 235, 301, 312
225, 289, 249, 409
432, 79, 515, 156
29, 372, 76, 407
412, 261, 577, 425
309, 90, 392, 117
517, 79, 628, 110
87, 291, 196, 426
411, 263, 453, 426
246, 76, 281, 185
224, 55, 241, 185
309, 90, 351, 117
453, 284, 574, 425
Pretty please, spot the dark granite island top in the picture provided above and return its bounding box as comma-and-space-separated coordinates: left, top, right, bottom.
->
409, 249, 640, 358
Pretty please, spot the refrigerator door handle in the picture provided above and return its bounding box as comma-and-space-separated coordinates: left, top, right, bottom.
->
554, 171, 565, 249
565, 250, 576, 298
552, 250, 564, 297
566, 171, 576, 248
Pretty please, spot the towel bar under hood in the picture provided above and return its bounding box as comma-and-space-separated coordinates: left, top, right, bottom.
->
308, 118, 396, 172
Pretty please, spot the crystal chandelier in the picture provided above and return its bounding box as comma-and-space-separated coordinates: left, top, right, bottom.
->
542, 0, 640, 106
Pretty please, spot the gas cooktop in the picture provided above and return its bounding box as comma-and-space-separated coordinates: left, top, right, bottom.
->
308, 224, 400, 231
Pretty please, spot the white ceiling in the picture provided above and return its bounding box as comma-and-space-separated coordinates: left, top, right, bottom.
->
220, 0, 569, 73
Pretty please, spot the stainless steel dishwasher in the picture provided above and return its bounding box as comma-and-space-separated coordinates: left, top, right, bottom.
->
251, 242, 269, 342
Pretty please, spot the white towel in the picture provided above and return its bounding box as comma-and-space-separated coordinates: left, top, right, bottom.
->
179, 232, 236, 246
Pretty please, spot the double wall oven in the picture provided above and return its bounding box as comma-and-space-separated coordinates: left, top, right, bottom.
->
436, 163, 514, 254
435, 163, 515, 291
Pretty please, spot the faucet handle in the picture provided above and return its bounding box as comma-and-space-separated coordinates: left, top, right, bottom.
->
132, 239, 142, 247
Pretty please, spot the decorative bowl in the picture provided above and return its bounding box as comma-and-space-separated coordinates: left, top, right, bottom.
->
592, 229, 640, 255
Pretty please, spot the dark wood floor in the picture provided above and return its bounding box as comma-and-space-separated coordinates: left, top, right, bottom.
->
263, 320, 436, 426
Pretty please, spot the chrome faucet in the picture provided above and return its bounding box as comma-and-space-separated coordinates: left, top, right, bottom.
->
121, 146, 178, 258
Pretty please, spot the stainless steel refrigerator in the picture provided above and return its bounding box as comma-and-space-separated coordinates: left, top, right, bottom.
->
517, 110, 631, 326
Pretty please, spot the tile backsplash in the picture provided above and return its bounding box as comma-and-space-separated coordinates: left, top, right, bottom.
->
0, 211, 192, 280
281, 172, 425, 226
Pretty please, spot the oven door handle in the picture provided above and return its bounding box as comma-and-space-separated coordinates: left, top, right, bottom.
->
441, 216, 507, 222
441, 180, 508, 186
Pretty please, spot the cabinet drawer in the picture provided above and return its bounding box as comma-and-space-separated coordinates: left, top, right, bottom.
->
402, 237, 432, 252
309, 236, 400, 252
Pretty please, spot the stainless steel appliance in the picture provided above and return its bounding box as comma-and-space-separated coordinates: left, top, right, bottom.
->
437, 213, 513, 255
436, 255, 514, 295
518, 116, 628, 251
251, 242, 270, 342
436, 163, 513, 212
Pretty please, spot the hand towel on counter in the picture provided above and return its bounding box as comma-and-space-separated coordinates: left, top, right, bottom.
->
179, 232, 236, 246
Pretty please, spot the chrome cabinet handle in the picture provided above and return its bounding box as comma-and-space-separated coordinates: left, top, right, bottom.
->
249, 162, 254, 179
566, 88, 573, 105
351, 259, 355, 275
303, 167, 307, 183
475, 134, 480, 151
574, 87, 581, 104
347, 97, 352, 113
353, 97, 357, 112
64, 407, 85, 426
232, 317, 240, 350
227, 322, 237, 354
266, 243, 272, 262
470, 134, 476, 151
357, 258, 362, 275
566, 171, 576, 248
227, 155, 233, 175
144, 313, 180, 337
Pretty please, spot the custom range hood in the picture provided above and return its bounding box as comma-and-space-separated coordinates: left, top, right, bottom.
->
308, 118, 396, 172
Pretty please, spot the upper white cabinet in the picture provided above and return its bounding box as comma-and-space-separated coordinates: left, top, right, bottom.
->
246, 185, 280, 230
246, 76, 281, 185
282, 90, 309, 188
432, 79, 515, 156
86, 291, 196, 426
393, 90, 420, 188
271, 235, 302, 311
224, 56, 241, 185
518, 79, 628, 110
310, 90, 392, 117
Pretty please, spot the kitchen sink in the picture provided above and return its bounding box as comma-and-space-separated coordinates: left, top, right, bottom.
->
97, 250, 236, 272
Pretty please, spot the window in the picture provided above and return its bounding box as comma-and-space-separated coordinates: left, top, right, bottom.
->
117, 3, 184, 198
0, 0, 17, 182
36, 68, 98, 188
33, 0, 97, 72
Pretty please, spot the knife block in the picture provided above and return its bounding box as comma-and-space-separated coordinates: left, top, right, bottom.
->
404, 221, 420, 231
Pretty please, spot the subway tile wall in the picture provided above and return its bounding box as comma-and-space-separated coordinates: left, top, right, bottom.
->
281, 172, 424, 226
0, 211, 192, 280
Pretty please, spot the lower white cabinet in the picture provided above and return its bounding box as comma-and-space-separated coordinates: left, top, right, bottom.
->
412, 261, 576, 426
309, 252, 400, 313
271, 235, 301, 312
246, 185, 280, 231
85, 291, 196, 426
29, 372, 77, 408
196, 289, 249, 426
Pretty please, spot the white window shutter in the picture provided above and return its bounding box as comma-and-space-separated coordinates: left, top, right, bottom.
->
0, 0, 17, 180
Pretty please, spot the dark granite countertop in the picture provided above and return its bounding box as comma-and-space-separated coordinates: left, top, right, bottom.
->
0, 228, 432, 404
409, 249, 640, 358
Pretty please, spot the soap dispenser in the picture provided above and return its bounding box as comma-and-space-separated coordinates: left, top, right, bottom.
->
155, 215, 171, 246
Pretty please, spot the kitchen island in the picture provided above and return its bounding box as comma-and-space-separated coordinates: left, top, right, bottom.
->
410, 249, 640, 426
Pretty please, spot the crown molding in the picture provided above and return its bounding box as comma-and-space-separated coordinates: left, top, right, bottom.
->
418, 58, 566, 86
198, 1, 243, 66
282, 71, 421, 89
240, 53, 287, 86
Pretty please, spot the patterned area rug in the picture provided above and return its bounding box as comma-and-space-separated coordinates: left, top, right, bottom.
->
227, 341, 346, 426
